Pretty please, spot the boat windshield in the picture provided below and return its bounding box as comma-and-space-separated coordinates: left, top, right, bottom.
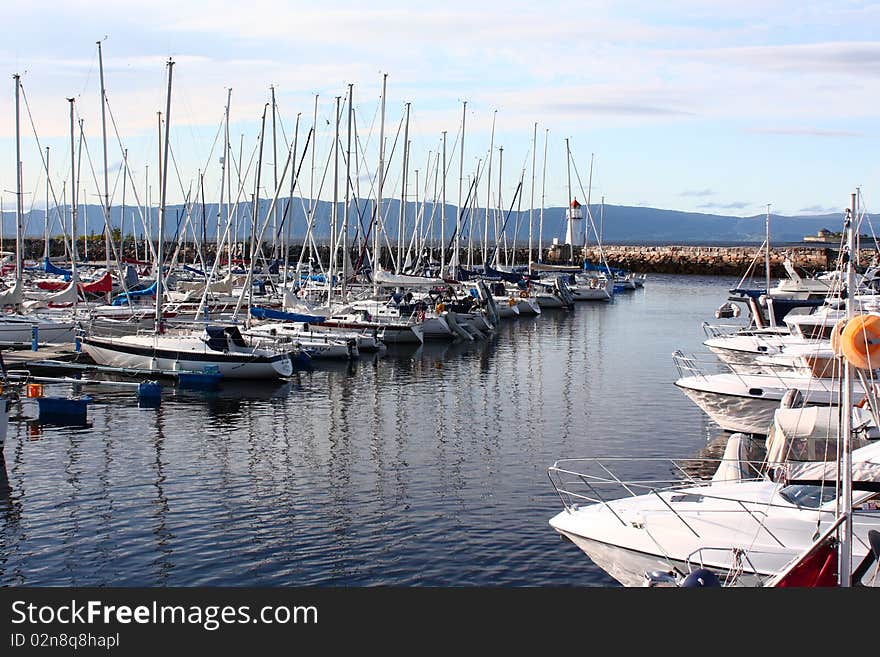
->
778, 484, 838, 509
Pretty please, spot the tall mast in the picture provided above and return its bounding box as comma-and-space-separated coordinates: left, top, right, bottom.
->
565, 137, 573, 263
840, 191, 857, 587
218, 89, 231, 253
765, 203, 771, 293
497, 146, 503, 264
78, 118, 86, 262
329, 94, 340, 305
283, 112, 300, 289
343, 83, 353, 299
67, 98, 78, 281
248, 103, 268, 321
528, 122, 536, 275
310, 94, 318, 272
14, 74, 23, 281
539, 129, 548, 264
483, 110, 496, 269
44, 146, 50, 260
585, 152, 594, 252
120, 148, 127, 264
440, 131, 446, 275
373, 73, 387, 292
271, 86, 278, 260
155, 58, 174, 333
397, 102, 410, 273
97, 40, 112, 267
454, 100, 466, 273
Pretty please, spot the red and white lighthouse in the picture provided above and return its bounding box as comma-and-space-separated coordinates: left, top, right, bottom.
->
565, 197, 583, 246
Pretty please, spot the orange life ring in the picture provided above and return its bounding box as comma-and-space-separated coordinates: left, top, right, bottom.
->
830, 318, 848, 355
839, 314, 880, 370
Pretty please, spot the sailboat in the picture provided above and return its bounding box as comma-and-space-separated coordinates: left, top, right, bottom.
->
0, 74, 76, 345
80, 60, 293, 380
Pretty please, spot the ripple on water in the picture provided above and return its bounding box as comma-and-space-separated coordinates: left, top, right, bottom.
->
0, 274, 742, 586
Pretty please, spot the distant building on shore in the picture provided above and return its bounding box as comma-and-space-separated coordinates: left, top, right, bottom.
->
803, 228, 876, 244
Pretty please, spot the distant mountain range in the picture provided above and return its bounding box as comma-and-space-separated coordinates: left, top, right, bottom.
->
0, 200, 847, 246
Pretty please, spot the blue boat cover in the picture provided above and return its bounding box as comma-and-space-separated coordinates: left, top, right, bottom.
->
249, 305, 326, 323
44, 257, 72, 277
111, 281, 158, 305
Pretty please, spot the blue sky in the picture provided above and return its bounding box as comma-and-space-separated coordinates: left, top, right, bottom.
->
1, 0, 878, 218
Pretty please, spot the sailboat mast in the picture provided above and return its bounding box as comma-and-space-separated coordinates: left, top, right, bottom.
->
67, 98, 78, 280
121, 148, 127, 266
840, 192, 857, 587
483, 110, 496, 269
44, 146, 50, 261
455, 100, 466, 274
97, 41, 112, 268
156, 59, 174, 332
539, 128, 548, 264
284, 112, 300, 289
397, 102, 410, 274
565, 138, 573, 264
584, 152, 593, 253
343, 84, 353, 299
329, 94, 340, 305
373, 73, 387, 293
528, 122, 536, 275
765, 203, 771, 293
440, 131, 446, 275
271, 85, 278, 261
14, 74, 23, 282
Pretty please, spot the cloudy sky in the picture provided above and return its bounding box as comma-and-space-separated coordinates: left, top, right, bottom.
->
0, 0, 878, 218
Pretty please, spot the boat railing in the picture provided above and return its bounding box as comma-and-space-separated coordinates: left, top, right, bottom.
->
701, 321, 753, 339
549, 457, 825, 547
672, 350, 717, 379
683, 546, 771, 586
549, 456, 768, 514
672, 349, 789, 387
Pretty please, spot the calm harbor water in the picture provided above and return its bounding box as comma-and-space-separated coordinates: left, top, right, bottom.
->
0, 274, 742, 586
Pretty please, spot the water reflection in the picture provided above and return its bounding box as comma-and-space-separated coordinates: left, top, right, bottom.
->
0, 275, 743, 586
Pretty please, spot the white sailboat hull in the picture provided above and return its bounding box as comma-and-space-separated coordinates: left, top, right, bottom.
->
82, 335, 293, 379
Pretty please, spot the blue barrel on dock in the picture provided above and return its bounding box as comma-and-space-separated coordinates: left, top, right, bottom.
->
36, 395, 93, 425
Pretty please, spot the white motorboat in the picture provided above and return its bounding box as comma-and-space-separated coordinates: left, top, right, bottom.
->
548, 435, 880, 587
570, 273, 614, 301
673, 349, 867, 434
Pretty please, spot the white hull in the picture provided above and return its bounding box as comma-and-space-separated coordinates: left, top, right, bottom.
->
0, 315, 76, 344
675, 372, 859, 434
83, 335, 293, 379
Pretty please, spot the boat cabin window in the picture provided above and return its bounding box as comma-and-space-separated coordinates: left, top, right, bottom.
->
778, 484, 838, 509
